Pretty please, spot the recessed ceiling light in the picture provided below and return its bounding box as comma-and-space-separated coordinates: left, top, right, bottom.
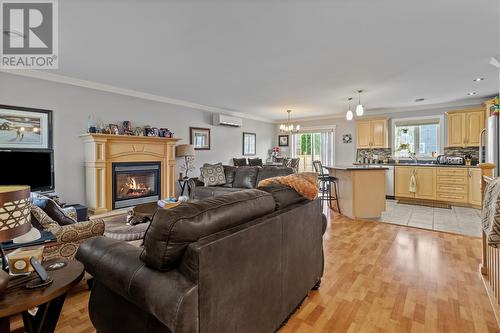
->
467, 91, 477, 96
415, 98, 425, 102
473, 78, 485, 82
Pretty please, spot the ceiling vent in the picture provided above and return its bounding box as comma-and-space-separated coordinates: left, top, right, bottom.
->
213, 114, 242, 127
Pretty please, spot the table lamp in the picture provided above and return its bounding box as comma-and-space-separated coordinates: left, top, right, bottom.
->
0, 186, 32, 295
176, 144, 195, 178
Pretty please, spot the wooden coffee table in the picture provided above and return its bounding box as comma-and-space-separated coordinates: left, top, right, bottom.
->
0, 259, 84, 333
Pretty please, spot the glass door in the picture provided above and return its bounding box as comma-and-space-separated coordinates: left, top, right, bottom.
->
291, 131, 334, 172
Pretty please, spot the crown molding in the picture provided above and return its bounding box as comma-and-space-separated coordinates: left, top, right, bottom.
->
272, 97, 491, 123
0, 69, 274, 123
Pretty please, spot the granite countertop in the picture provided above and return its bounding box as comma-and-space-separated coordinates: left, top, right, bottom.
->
325, 165, 389, 171
353, 162, 479, 168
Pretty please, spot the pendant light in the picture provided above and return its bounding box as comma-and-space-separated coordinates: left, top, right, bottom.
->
279, 110, 300, 133
355, 90, 364, 116
346, 98, 353, 121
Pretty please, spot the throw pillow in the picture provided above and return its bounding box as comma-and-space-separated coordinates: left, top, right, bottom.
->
222, 165, 237, 187
248, 158, 263, 166
43, 200, 77, 226
200, 163, 226, 186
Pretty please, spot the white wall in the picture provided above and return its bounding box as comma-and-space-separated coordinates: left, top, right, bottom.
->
0, 73, 275, 204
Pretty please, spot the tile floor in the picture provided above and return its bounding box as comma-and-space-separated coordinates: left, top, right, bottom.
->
378, 200, 482, 237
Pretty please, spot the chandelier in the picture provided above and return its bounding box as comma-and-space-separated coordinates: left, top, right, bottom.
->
279, 110, 300, 133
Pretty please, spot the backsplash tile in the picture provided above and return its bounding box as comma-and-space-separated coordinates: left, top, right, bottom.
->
444, 146, 479, 161
356, 148, 392, 162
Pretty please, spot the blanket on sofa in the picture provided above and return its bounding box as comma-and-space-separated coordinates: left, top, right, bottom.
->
481, 177, 500, 248
258, 172, 318, 200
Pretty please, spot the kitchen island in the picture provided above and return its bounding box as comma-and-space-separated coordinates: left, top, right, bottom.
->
324, 165, 388, 220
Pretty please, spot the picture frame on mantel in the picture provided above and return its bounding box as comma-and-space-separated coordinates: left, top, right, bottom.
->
190, 127, 211, 150
0, 104, 53, 150
242, 132, 256, 156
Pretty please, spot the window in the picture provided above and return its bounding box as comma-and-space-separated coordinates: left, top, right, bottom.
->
393, 118, 441, 159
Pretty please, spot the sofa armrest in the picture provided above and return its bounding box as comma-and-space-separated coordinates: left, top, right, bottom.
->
49, 218, 105, 243
76, 237, 198, 333
187, 177, 204, 199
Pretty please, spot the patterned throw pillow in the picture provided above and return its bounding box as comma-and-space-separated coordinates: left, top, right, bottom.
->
201, 163, 226, 186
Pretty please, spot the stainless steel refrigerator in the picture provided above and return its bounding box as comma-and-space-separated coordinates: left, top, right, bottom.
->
486, 115, 499, 176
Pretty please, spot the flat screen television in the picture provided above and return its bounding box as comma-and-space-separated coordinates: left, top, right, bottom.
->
0, 150, 54, 191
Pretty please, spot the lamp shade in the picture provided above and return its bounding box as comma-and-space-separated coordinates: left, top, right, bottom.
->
176, 144, 195, 157
0, 186, 31, 242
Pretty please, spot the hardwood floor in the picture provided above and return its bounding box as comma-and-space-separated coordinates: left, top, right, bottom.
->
11, 210, 500, 332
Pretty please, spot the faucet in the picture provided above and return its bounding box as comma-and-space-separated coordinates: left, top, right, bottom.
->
410, 153, 418, 164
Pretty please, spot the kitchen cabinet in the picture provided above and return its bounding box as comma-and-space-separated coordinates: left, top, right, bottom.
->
446, 109, 484, 147
414, 167, 436, 200
356, 118, 388, 149
395, 166, 481, 206
395, 166, 413, 198
468, 168, 482, 206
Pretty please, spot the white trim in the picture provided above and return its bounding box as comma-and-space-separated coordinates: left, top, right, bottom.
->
391, 114, 445, 159
295, 124, 337, 132
273, 98, 488, 123
0, 69, 273, 123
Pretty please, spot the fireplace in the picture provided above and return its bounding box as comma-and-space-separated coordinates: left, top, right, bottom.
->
112, 162, 161, 209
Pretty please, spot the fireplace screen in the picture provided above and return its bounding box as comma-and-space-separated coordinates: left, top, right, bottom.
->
112, 162, 161, 209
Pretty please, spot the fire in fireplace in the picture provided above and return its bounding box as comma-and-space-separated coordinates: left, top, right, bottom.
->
112, 162, 161, 209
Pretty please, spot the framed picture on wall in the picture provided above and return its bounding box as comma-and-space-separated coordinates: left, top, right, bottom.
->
0, 104, 52, 150
242, 132, 256, 155
278, 135, 289, 147
190, 127, 211, 150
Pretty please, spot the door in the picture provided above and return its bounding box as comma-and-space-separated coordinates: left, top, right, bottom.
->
468, 168, 482, 205
447, 113, 465, 147
371, 119, 387, 148
414, 167, 436, 200
395, 166, 414, 198
356, 121, 372, 148
465, 111, 484, 146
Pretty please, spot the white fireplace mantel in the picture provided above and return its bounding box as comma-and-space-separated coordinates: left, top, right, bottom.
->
80, 133, 180, 214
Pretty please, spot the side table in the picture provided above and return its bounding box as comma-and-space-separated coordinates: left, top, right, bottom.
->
0, 259, 84, 333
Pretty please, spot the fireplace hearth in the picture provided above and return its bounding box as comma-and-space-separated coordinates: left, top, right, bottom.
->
112, 162, 161, 209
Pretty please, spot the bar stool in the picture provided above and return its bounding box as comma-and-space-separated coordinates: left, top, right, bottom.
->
312, 160, 341, 213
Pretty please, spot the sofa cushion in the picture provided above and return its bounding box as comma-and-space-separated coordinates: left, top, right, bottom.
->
194, 186, 242, 200
233, 166, 259, 189
200, 163, 226, 186
141, 189, 276, 270
222, 165, 237, 187
256, 166, 294, 185
257, 183, 307, 210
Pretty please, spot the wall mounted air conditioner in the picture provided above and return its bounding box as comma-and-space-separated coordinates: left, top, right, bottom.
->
213, 114, 242, 127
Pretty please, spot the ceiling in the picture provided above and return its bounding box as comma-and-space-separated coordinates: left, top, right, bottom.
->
31, 0, 500, 120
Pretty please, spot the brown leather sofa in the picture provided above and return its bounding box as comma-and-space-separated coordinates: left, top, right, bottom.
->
187, 165, 293, 200
77, 185, 325, 333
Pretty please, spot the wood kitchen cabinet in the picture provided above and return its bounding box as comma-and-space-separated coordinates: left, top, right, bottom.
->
395, 166, 436, 199
468, 168, 482, 206
446, 109, 484, 147
395, 165, 481, 207
395, 166, 413, 198
414, 167, 436, 200
356, 118, 388, 149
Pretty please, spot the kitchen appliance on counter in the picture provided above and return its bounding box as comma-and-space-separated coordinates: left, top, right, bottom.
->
436, 155, 447, 165
446, 156, 464, 165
